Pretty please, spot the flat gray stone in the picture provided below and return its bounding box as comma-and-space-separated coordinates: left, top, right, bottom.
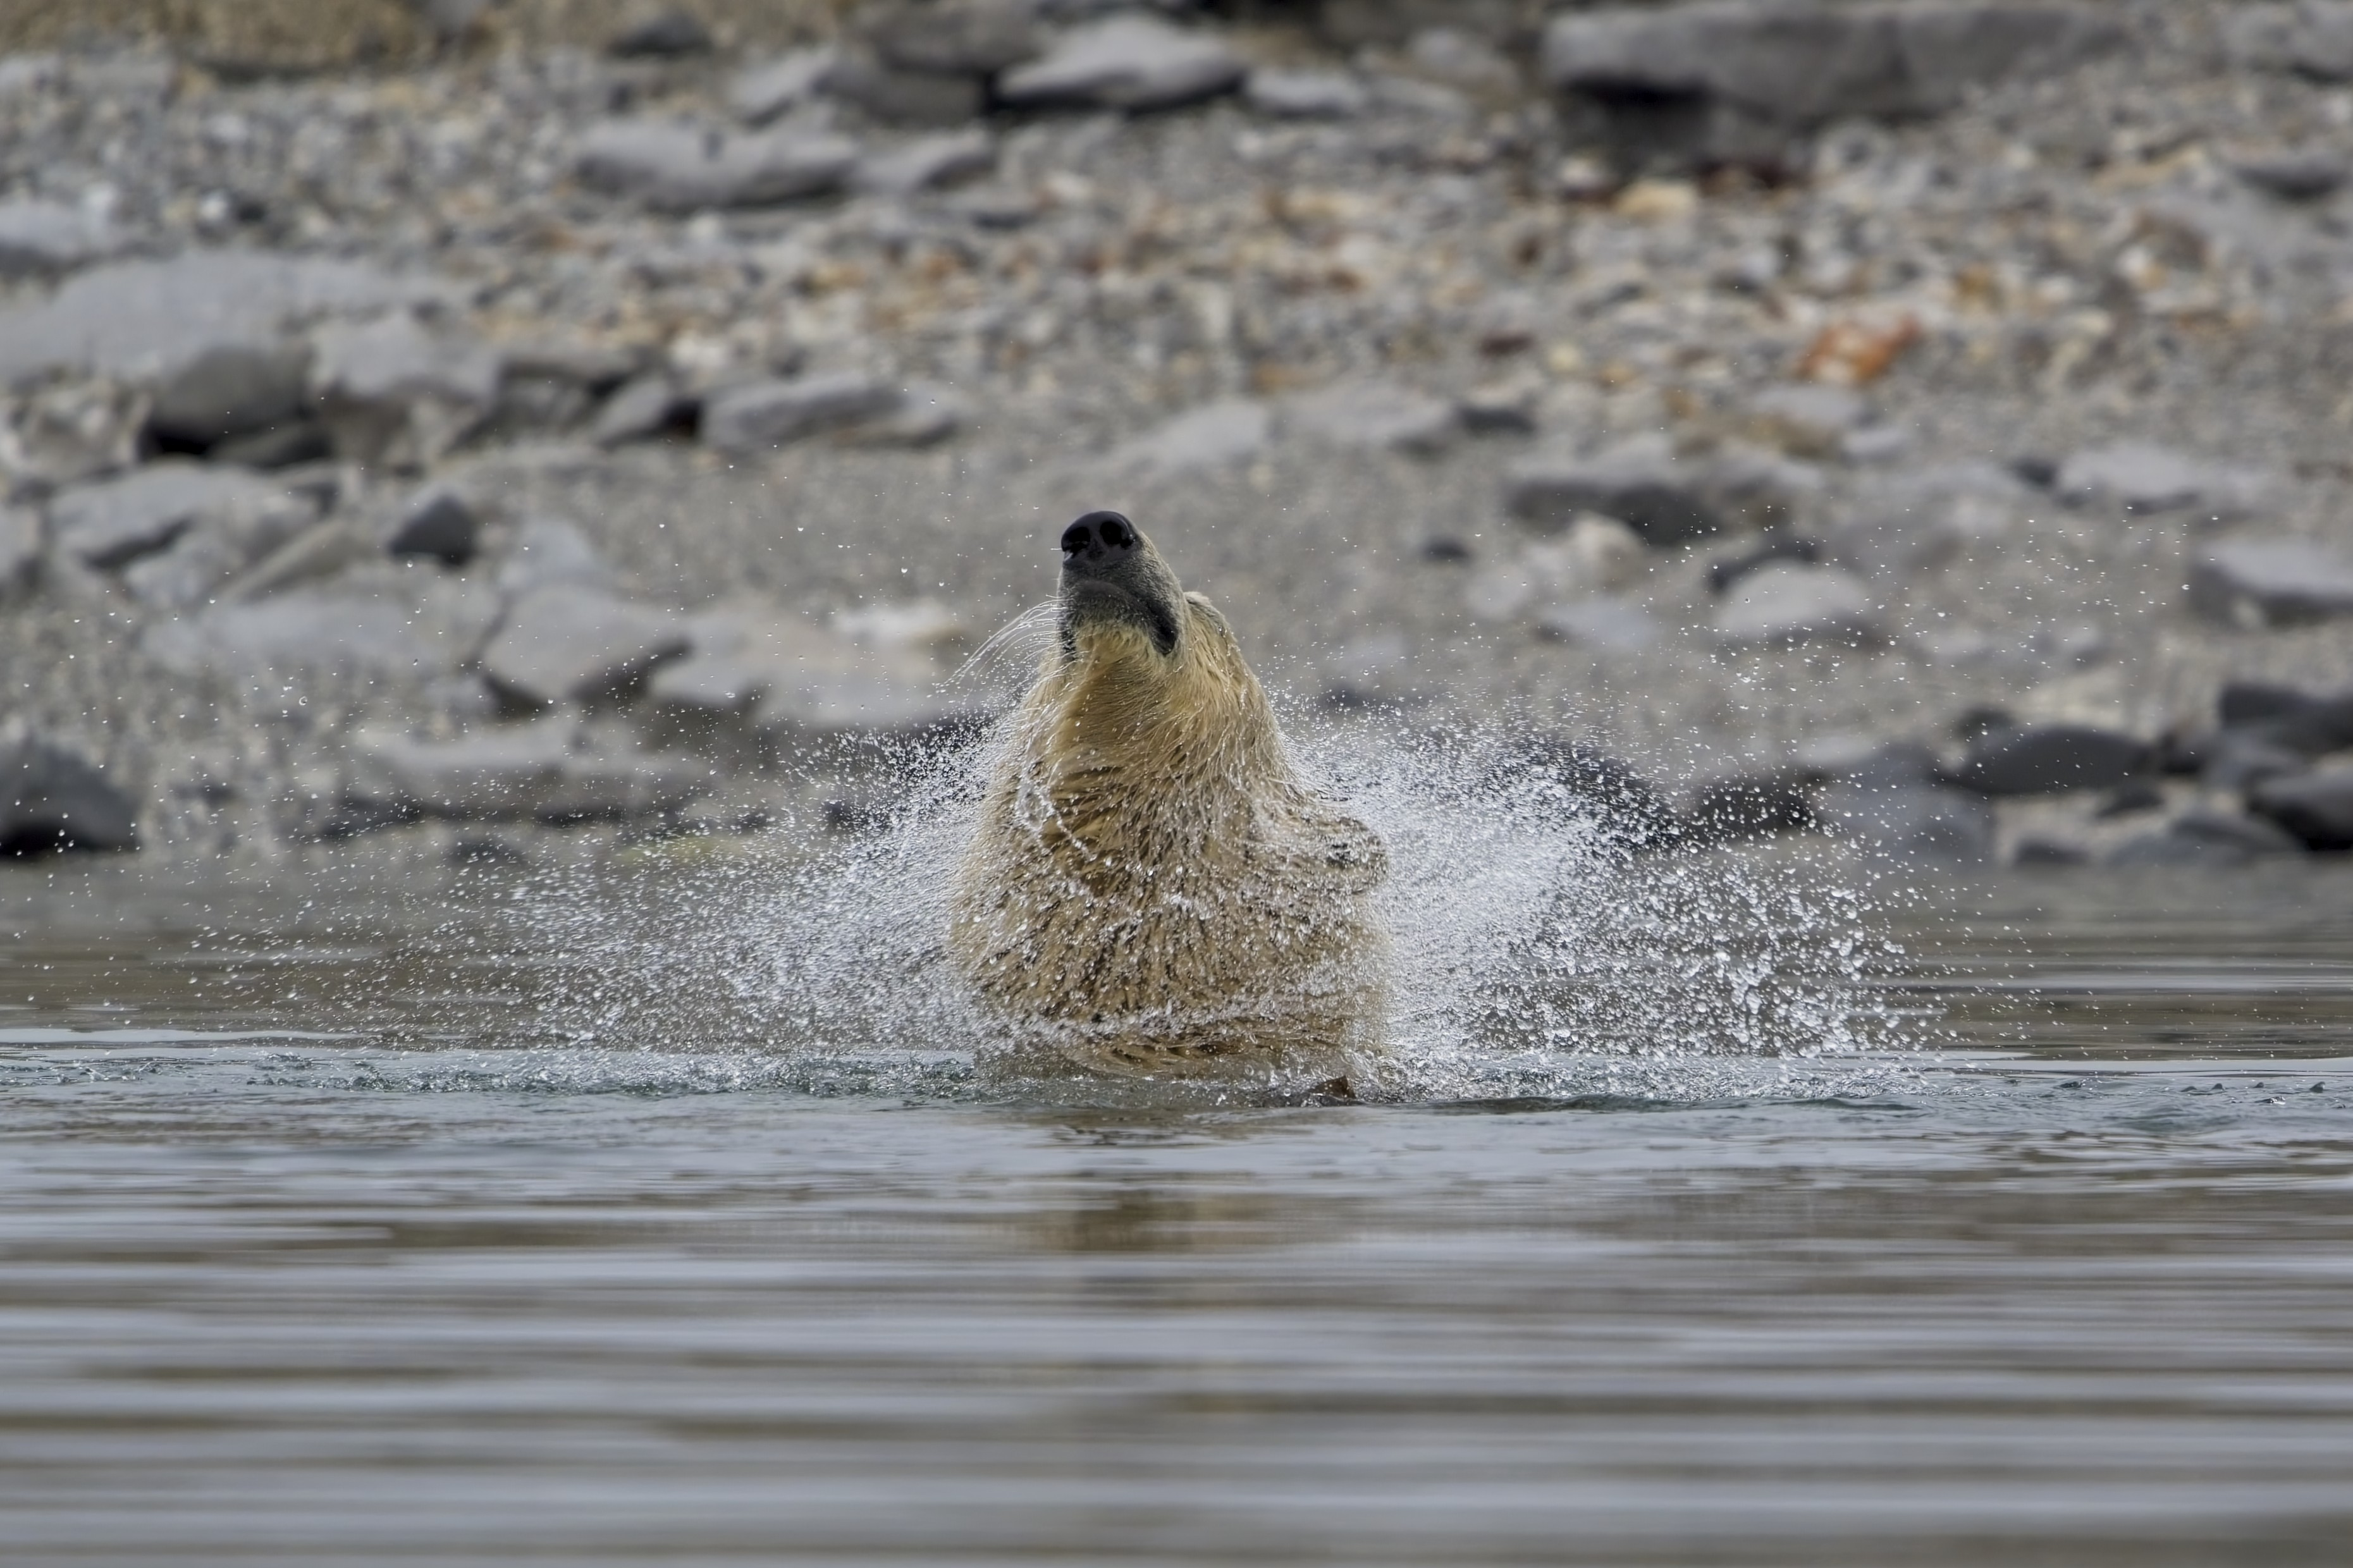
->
853, 129, 997, 195
495, 515, 611, 597
861, 0, 1041, 75
0, 505, 39, 596
1534, 596, 1662, 652
2056, 441, 2279, 518
835, 381, 971, 448
2252, 764, 2353, 850
730, 46, 839, 124
1951, 724, 2153, 795
591, 373, 693, 448
0, 199, 118, 279
47, 462, 285, 570
2233, 150, 2350, 201
478, 583, 688, 707
653, 603, 973, 739
310, 312, 500, 468
120, 489, 314, 609
1112, 399, 1270, 477
1506, 444, 1815, 545
146, 341, 312, 448
2189, 537, 2353, 628
1245, 68, 1370, 118
1829, 463, 2024, 578
345, 721, 708, 821
0, 733, 138, 853
1286, 381, 1457, 455
822, 51, 989, 125
997, 16, 1246, 111
701, 372, 902, 455
575, 121, 860, 212
0, 250, 449, 389
1712, 563, 1884, 648
140, 596, 448, 682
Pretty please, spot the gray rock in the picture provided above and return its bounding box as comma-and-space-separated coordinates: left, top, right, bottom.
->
0, 251, 449, 389
1112, 399, 1270, 477
701, 371, 902, 455
0, 199, 118, 278
2216, 681, 2353, 754
0, 506, 39, 597
653, 604, 973, 740
2189, 537, 2353, 628
145, 341, 311, 449
1543, 3, 2123, 166
1750, 383, 1867, 456
2251, 765, 2353, 850
609, 9, 712, 58
1533, 596, 1662, 652
1713, 563, 1884, 648
1406, 27, 1519, 96
310, 312, 500, 469
575, 121, 861, 212
384, 483, 479, 565
493, 338, 644, 391
496, 515, 611, 597
2233, 150, 2350, 202
2055, 441, 2278, 518
822, 51, 989, 125
1286, 380, 1456, 455
1681, 770, 1817, 845
730, 47, 839, 125
140, 596, 448, 683
1457, 376, 1541, 434
836, 381, 971, 448
209, 420, 333, 471
1829, 462, 2027, 577
1245, 68, 1370, 118
1951, 724, 2153, 795
1819, 780, 1995, 861
345, 721, 708, 821
2161, 808, 2304, 860
47, 462, 283, 570
0, 732, 137, 854
1707, 532, 1821, 594
997, 16, 1246, 111
852, 129, 997, 195
120, 489, 314, 609
1506, 443, 1814, 546
591, 373, 694, 447
1318, 0, 1520, 48
478, 583, 689, 708
861, 0, 1041, 75
220, 517, 376, 602
2201, 732, 2309, 793
2225, 2, 2353, 82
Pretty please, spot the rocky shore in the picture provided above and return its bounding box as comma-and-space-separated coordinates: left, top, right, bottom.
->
5, 0, 2353, 872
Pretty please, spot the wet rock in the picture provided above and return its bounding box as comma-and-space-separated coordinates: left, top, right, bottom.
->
1504, 737, 1682, 855
1112, 399, 1269, 477
730, 47, 838, 125
1950, 724, 2153, 796
0, 252, 449, 389
383, 483, 479, 566
575, 121, 860, 212
861, 0, 1041, 76
140, 596, 448, 683
1285, 380, 1456, 455
2233, 150, 2350, 202
347, 722, 710, 823
1712, 563, 1883, 649
2215, 681, 2353, 755
145, 342, 310, 451
2189, 537, 2353, 628
47, 462, 282, 570
997, 16, 1246, 112
591, 373, 695, 448
2095, 778, 2166, 819
1, 505, 39, 597
2110, 808, 2307, 867
1534, 596, 1662, 653
1681, 770, 1816, 845
701, 371, 902, 455
1506, 443, 1812, 546
2055, 442, 2278, 519
0, 199, 118, 279
478, 584, 689, 709
1707, 531, 1820, 594
1245, 68, 1370, 119
0, 732, 137, 855
1543, 3, 2123, 167
2225, 2, 2353, 82
609, 9, 713, 59
2251, 766, 2353, 850
496, 515, 611, 597
1819, 779, 1995, 861
852, 129, 997, 195
120, 489, 314, 609
310, 312, 498, 469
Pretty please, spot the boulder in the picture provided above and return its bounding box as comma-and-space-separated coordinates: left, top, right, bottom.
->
2189, 538, 2353, 628
310, 312, 500, 469
1285, 380, 1457, 455
477, 584, 689, 708
140, 596, 449, 683
1245, 68, 1370, 119
1111, 400, 1270, 477
1712, 563, 1884, 648
2251, 766, 2353, 851
120, 489, 316, 609
2224, 2, 2353, 82
701, 372, 902, 455
47, 462, 284, 570
574, 121, 860, 212
0, 251, 449, 389
2055, 441, 2278, 518
1506, 443, 1814, 545
0, 505, 39, 596
861, 0, 1041, 75
345, 721, 708, 822
1542, 3, 2123, 166
852, 129, 998, 195
1819, 779, 1995, 861
383, 483, 479, 565
730, 47, 838, 125
144, 342, 311, 451
1950, 723, 2153, 795
0, 199, 118, 279
0, 732, 137, 854
997, 16, 1246, 112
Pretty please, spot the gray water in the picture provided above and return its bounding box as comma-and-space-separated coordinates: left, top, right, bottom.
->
4, 835, 2352, 1566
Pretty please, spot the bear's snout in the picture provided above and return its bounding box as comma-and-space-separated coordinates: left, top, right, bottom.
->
1062, 510, 1139, 568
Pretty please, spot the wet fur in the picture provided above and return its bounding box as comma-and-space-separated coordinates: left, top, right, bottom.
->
950, 533, 1389, 1084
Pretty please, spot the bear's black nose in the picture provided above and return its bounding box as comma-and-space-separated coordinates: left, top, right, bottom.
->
1062, 510, 1137, 566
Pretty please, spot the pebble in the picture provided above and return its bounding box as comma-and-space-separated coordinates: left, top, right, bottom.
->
1534, 596, 1662, 653
0, 730, 138, 854
996, 15, 1247, 112
574, 121, 861, 212
2055, 441, 2278, 518
2189, 537, 2353, 628
1711, 563, 1884, 649
1505, 445, 1724, 546
2232, 150, 2350, 201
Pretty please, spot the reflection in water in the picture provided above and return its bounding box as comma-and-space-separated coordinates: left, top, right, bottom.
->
2, 855, 2352, 1565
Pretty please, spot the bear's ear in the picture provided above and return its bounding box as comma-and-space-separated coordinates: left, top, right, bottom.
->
1183, 592, 1233, 639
